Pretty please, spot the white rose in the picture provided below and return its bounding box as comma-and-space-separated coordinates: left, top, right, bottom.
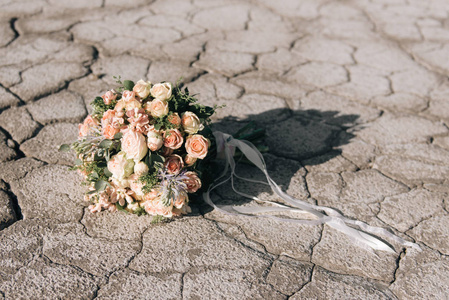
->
134, 161, 149, 176
147, 130, 163, 151
107, 152, 135, 180
150, 82, 172, 101
181, 111, 203, 134
149, 99, 169, 118
133, 79, 152, 99
121, 130, 148, 162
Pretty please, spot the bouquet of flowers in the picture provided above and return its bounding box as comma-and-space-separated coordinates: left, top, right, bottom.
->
61, 76, 419, 253
61, 78, 223, 219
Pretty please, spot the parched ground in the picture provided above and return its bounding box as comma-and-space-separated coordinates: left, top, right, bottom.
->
0, 0, 449, 299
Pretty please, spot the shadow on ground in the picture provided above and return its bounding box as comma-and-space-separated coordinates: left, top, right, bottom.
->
196, 108, 361, 214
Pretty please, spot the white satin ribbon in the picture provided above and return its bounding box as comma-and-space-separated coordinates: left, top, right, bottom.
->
204, 131, 421, 254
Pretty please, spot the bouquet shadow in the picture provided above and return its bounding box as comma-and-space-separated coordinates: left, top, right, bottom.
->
196, 107, 361, 215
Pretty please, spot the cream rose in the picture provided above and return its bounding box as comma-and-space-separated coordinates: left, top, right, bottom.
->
150, 82, 172, 101
133, 79, 152, 99
134, 161, 149, 176
181, 111, 203, 134
164, 155, 184, 174
163, 129, 184, 150
121, 130, 148, 162
122, 90, 136, 102
107, 152, 135, 180
102, 90, 117, 105
185, 134, 209, 159
147, 130, 163, 151
184, 171, 202, 193
149, 99, 169, 118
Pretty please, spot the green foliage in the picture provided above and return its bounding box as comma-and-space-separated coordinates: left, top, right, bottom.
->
138, 170, 159, 194
90, 96, 116, 118
151, 215, 168, 224
134, 206, 147, 216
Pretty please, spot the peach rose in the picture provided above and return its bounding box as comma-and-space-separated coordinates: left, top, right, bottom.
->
102, 90, 117, 105
181, 111, 203, 134
164, 155, 184, 175
115, 99, 126, 113
149, 99, 169, 118
102, 124, 120, 139
167, 113, 181, 127
144, 189, 159, 201
102, 109, 116, 125
183, 171, 202, 193
122, 90, 136, 102
185, 134, 209, 159
147, 130, 163, 151
184, 154, 197, 166
107, 152, 135, 180
133, 79, 152, 99
144, 198, 173, 217
79, 115, 99, 137
150, 82, 172, 101
121, 130, 148, 162
163, 129, 183, 150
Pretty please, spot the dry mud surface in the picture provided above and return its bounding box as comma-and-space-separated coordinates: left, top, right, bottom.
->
0, 0, 449, 299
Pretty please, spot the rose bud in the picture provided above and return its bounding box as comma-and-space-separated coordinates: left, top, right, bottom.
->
184, 154, 197, 166
134, 161, 149, 176
147, 130, 163, 151
167, 113, 181, 127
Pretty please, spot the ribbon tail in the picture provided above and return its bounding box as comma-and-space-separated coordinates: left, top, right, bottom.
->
206, 131, 420, 253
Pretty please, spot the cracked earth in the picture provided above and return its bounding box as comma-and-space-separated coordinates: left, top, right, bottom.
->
0, 0, 449, 299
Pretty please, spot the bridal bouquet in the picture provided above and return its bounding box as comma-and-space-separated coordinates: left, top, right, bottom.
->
61, 76, 419, 253
61, 78, 221, 218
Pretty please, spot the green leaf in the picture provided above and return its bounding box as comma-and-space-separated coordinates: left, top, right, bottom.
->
123, 80, 135, 91
87, 190, 97, 195
154, 123, 162, 131
104, 167, 113, 177
95, 180, 109, 192
99, 139, 113, 149
115, 202, 129, 213
90, 172, 99, 180
113, 132, 123, 140
58, 144, 70, 152
74, 158, 83, 166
